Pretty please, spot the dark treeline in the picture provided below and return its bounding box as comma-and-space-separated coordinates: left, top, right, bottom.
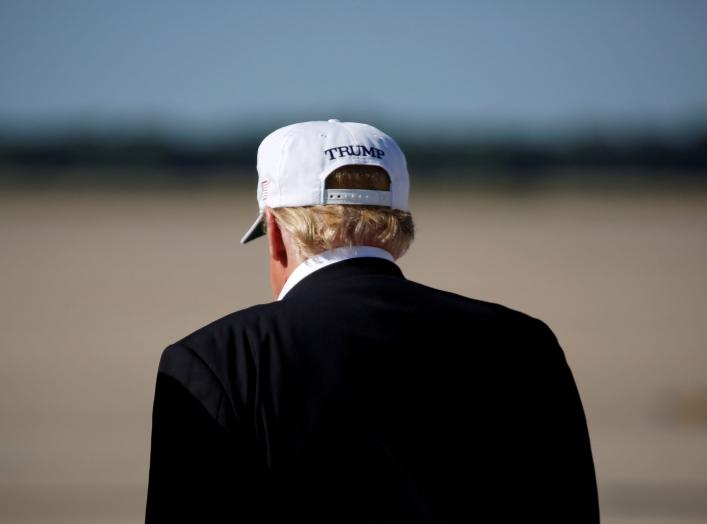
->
1, 128, 706, 183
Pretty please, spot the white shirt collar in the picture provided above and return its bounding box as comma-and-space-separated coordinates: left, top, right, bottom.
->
277, 245, 396, 301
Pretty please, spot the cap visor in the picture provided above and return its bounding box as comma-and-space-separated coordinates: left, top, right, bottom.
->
240, 211, 266, 244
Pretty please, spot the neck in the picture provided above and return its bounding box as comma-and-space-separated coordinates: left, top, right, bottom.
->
270, 241, 305, 299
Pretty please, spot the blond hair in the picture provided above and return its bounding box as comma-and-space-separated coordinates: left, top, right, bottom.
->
267, 165, 414, 259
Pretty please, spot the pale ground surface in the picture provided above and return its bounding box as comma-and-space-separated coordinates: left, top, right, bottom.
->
1, 184, 706, 523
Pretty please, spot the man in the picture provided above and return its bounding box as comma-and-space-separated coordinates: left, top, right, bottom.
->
145, 119, 600, 523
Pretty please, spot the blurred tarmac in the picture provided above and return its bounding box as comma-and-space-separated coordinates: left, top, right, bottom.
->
1, 185, 706, 523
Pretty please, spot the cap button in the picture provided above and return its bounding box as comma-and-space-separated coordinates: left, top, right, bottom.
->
327, 118, 340, 123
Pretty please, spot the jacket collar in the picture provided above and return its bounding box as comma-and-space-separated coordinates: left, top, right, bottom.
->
279, 255, 405, 302
278, 245, 395, 300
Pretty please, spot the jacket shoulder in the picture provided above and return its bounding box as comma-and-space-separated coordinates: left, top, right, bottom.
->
408, 278, 548, 323
403, 278, 564, 354
156, 301, 283, 431
173, 300, 280, 349
159, 299, 283, 377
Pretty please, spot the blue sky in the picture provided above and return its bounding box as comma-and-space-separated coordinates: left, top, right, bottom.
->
1, 0, 706, 136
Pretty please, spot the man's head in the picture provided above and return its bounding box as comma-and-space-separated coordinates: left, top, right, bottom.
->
240, 119, 414, 297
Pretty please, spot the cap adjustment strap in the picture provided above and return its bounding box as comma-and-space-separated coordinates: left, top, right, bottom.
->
324, 189, 392, 206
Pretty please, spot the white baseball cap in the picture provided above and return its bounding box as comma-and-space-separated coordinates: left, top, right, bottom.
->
240, 119, 410, 244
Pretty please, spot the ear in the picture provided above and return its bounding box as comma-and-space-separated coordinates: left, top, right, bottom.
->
266, 208, 288, 266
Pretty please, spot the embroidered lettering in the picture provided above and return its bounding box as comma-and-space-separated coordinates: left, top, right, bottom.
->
323, 145, 385, 161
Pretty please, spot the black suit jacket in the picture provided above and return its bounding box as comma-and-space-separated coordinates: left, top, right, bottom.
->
145, 256, 600, 523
